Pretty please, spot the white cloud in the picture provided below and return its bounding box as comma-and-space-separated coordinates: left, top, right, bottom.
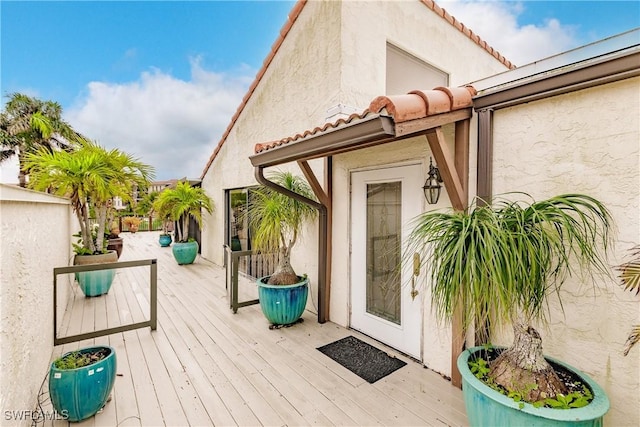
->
438, 0, 578, 66
66, 57, 253, 180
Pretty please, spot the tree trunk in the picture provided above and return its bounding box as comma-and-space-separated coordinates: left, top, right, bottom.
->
489, 322, 567, 402
18, 170, 27, 188
267, 248, 298, 285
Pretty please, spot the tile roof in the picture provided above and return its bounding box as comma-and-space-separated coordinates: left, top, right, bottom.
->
201, 0, 512, 178
253, 85, 476, 154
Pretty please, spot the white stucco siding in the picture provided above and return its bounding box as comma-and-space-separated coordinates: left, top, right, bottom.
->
338, 0, 511, 107
490, 77, 640, 426
200, 0, 342, 268
0, 185, 73, 426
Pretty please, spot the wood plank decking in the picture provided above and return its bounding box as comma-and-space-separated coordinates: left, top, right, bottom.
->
41, 231, 468, 427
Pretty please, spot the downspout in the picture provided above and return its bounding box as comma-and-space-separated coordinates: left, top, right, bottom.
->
474, 108, 493, 346
476, 109, 493, 205
255, 166, 328, 323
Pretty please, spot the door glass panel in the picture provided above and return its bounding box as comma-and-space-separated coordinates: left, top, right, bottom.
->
366, 182, 401, 324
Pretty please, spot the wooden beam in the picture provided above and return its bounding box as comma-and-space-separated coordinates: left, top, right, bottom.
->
395, 108, 471, 137
425, 128, 465, 211
298, 160, 330, 207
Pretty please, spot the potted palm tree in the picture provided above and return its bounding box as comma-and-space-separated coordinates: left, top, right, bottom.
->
24, 140, 154, 296
153, 180, 213, 264
407, 193, 613, 426
152, 196, 174, 247
247, 171, 318, 327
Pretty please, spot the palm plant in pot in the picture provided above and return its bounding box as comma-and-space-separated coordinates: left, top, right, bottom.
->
407, 193, 613, 426
247, 171, 317, 327
152, 196, 174, 247
153, 180, 213, 264
25, 140, 154, 296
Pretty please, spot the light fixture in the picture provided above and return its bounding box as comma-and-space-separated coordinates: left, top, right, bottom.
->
423, 157, 443, 204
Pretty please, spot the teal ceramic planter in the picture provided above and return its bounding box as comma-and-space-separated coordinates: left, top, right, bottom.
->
74, 252, 118, 297
49, 346, 117, 422
458, 346, 609, 427
172, 240, 198, 265
159, 234, 172, 247
257, 276, 308, 325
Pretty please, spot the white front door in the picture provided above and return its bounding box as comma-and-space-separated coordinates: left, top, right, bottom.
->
350, 164, 423, 359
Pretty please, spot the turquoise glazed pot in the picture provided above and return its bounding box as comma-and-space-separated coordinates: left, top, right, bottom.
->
458, 346, 609, 427
172, 240, 198, 265
49, 346, 117, 422
257, 276, 308, 325
74, 251, 118, 297
159, 234, 172, 247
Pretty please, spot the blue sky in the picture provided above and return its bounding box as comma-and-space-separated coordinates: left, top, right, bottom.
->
2, 0, 639, 181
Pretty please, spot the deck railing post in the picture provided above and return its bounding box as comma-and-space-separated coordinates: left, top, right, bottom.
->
150, 259, 157, 330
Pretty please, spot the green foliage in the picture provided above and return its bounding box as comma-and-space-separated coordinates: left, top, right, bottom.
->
25, 140, 154, 253
0, 93, 87, 185
54, 348, 109, 370
153, 181, 213, 242
469, 358, 490, 379
534, 386, 593, 409
248, 171, 317, 256
406, 193, 613, 329
54, 351, 92, 370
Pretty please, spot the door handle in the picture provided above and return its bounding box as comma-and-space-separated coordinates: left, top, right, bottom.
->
413, 253, 421, 276
411, 253, 420, 300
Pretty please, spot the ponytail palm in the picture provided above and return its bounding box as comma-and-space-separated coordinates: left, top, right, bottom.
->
24, 140, 154, 253
153, 181, 213, 243
248, 171, 317, 285
408, 193, 613, 402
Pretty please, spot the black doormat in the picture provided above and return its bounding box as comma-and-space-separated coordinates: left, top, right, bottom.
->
317, 335, 407, 383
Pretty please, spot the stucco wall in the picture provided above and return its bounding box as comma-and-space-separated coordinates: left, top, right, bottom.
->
490, 77, 640, 426
0, 185, 74, 426
200, 0, 341, 272
338, 0, 511, 105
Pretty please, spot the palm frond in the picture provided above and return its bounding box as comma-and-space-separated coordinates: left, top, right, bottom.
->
616, 245, 640, 295
623, 325, 640, 356
407, 193, 613, 328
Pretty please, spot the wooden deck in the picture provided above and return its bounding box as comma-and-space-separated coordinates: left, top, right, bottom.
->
42, 231, 468, 426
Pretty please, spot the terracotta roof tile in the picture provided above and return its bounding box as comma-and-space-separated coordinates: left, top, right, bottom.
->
254, 110, 377, 154
254, 85, 476, 154
369, 86, 477, 123
201, 0, 512, 178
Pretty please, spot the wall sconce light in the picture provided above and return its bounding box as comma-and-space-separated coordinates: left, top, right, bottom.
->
423, 158, 443, 204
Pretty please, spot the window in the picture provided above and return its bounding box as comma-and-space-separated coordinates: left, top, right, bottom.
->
386, 43, 448, 95
225, 187, 255, 251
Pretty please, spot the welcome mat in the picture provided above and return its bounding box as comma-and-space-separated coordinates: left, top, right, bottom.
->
317, 335, 407, 383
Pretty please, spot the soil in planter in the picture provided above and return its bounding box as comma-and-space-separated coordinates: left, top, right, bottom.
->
54, 348, 110, 370
470, 348, 593, 408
